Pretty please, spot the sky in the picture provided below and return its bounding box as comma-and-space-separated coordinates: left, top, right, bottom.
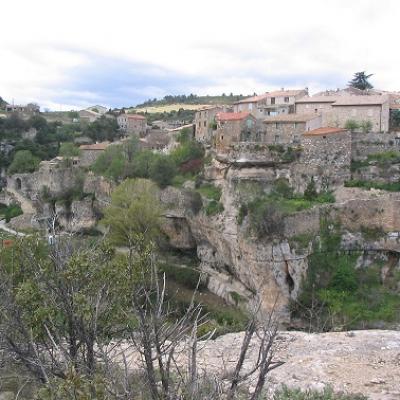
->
1, 0, 399, 111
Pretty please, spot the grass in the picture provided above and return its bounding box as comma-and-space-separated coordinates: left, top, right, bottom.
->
344, 179, 400, 192
351, 150, 400, 171
205, 200, 224, 216
132, 103, 210, 114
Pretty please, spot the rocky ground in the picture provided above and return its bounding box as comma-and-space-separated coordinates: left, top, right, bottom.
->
193, 329, 400, 399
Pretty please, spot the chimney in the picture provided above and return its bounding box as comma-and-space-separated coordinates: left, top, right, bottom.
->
305, 87, 309, 95
281, 87, 284, 91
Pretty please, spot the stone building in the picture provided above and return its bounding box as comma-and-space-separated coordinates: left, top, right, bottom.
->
215, 112, 258, 149
79, 142, 110, 167
194, 106, 226, 143
234, 89, 308, 118
263, 114, 322, 144
5, 103, 40, 114
328, 95, 390, 132
79, 109, 102, 123
296, 94, 390, 132
117, 113, 147, 136
295, 95, 338, 115
300, 127, 351, 188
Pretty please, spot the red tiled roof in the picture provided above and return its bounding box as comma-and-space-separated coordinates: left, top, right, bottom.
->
126, 114, 146, 120
79, 142, 110, 150
390, 104, 400, 110
216, 112, 251, 121
303, 127, 347, 136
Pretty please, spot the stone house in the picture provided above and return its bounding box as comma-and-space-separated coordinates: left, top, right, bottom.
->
5, 103, 40, 114
295, 95, 338, 115
79, 109, 102, 123
79, 142, 110, 167
300, 127, 351, 188
328, 95, 390, 132
233, 89, 308, 118
263, 114, 322, 144
117, 113, 147, 136
194, 106, 226, 143
215, 112, 258, 149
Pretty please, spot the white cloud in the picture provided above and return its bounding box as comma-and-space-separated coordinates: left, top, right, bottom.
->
1, 0, 399, 109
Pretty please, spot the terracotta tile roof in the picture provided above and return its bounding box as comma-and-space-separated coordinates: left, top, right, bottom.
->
126, 114, 146, 120
263, 113, 320, 123
390, 104, 400, 110
216, 112, 252, 121
296, 96, 339, 104
303, 127, 347, 136
332, 95, 388, 106
79, 142, 110, 151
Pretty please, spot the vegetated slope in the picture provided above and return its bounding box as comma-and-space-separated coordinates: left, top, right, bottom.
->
134, 93, 248, 109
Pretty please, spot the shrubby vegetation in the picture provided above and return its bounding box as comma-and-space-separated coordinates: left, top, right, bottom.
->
0, 202, 23, 222
92, 128, 204, 187
292, 216, 400, 330
344, 179, 400, 192
274, 386, 367, 400
8, 150, 40, 174
351, 150, 400, 171
239, 178, 335, 238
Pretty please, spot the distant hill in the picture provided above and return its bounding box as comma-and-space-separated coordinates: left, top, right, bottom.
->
134, 93, 248, 109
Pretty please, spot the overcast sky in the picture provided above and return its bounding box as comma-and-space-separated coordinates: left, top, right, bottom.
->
1, 0, 399, 110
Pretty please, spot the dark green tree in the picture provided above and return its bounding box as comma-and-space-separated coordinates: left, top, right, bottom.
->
348, 71, 374, 90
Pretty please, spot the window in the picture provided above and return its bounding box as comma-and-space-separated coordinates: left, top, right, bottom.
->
271, 97, 275, 105
246, 119, 253, 128
275, 122, 278, 129
284, 97, 290, 103
204, 121, 207, 127
275, 135, 279, 143
315, 109, 318, 113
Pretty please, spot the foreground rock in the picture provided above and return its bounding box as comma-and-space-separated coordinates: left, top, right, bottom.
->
195, 329, 400, 399
110, 329, 400, 400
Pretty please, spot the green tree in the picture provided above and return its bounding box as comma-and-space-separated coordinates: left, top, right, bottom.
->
59, 142, 81, 157
67, 110, 79, 120
102, 178, 163, 252
304, 177, 318, 201
8, 150, 40, 174
348, 71, 374, 90
149, 155, 177, 187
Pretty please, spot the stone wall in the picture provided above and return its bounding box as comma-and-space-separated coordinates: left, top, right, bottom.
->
80, 149, 103, 167
351, 131, 400, 160
300, 130, 351, 188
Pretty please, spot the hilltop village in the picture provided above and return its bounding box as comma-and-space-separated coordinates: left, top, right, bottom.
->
2, 81, 400, 399
1, 81, 400, 326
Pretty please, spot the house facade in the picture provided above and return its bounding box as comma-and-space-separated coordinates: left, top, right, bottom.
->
215, 112, 258, 149
79, 142, 110, 166
234, 89, 308, 118
194, 106, 226, 143
117, 113, 147, 136
328, 95, 390, 132
263, 114, 322, 144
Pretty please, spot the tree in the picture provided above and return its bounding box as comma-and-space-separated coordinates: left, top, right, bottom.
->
360, 120, 373, 133
149, 155, 177, 187
304, 177, 318, 201
101, 178, 163, 253
8, 150, 40, 174
59, 142, 81, 158
348, 71, 374, 90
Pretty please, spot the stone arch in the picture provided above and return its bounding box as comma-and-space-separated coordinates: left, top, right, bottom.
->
15, 177, 22, 191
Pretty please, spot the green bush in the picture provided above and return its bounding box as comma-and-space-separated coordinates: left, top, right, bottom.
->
360, 120, 373, 133
196, 183, 221, 201
159, 264, 204, 290
205, 200, 224, 216
273, 178, 293, 199
8, 150, 40, 174
274, 385, 367, 400
1, 203, 23, 222
304, 177, 318, 200
149, 155, 177, 187
344, 179, 400, 192
344, 119, 360, 131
